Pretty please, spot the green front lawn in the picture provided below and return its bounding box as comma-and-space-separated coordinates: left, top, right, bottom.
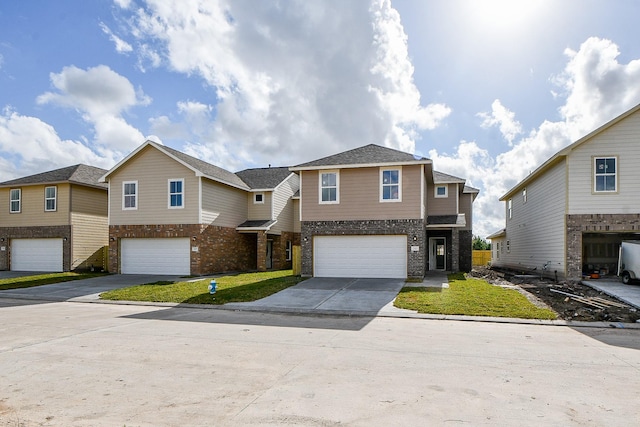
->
100, 269, 305, 304
394, 273, 557, 320
0, 272, 107, 291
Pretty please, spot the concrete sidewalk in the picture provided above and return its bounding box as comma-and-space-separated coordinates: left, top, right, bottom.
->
582, 278, 640, 309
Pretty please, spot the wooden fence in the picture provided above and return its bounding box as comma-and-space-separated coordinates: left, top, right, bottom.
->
472, 250, 492, 266
292, 245, 302, 276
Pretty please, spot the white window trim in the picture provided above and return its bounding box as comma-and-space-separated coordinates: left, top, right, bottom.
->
285, 240, 292, 261
254, 192, 265, 204
168, 178, 185, 209
434, 185, 448, 198
319, 170, 339, 204
593, 156, 618, 193
123, 180, 138, 210
508, 198, 512, 219
10, 188, 21, 213
522, 188, 527, 204
44, 186, 57, 212
380, 167, 402, 203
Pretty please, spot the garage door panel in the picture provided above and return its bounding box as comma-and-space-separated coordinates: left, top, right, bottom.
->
11, 238, 63, 272
121, 238, 190, 275
314, 235, 407, 278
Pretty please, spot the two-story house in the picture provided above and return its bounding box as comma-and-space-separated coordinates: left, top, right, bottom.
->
488, 102, 640, 281
0, 164, 108, 272
291, 144, 478, 279
100, 140, 299, 276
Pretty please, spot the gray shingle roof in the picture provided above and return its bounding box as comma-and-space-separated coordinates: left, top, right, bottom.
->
292, 144, 429, 169
160, 144, 249, 190
235, 167, 292, 190
0, 164, 108, 188
433, 170, 466, 184
236, 219, 277, 230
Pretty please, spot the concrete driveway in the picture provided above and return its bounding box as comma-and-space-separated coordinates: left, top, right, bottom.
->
0, 272, 183, 302
582, 277, 640, 309
225, 274, 449, 315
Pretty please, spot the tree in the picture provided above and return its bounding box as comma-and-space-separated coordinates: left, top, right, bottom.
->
472, 235, 491, 250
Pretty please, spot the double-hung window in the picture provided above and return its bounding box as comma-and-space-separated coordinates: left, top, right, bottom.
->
594, 157, 617, 192
381, 168, 401, 202
123, 181, 137, 210
319, 171, 338, 204
168, 179, 184, 208
10, 188, 20, 213
44, 186, 57, 211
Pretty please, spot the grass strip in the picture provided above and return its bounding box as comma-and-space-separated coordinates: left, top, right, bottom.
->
100, 269, 305, 305
0, 272, 107, 291
394, 273, 557, 319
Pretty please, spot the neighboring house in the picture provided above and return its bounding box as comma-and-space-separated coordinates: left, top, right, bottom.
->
100, 140, 300, 276
290, 144, 478, 279
0, 164, 108, 272
487, 103, 640, 281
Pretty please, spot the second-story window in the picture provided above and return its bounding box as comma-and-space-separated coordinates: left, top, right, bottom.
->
508, 198, 512, 219
254, 193, 264, 204
381, 168, 401, 202
594, 157, 617, 192
522, 188, 527, 204
168, 179, 184, 208
45, 186, 57, 211
435, 185, 448, 198
10, 188, 21, 213
320, 171, 338, 204
123, 181, 137, 210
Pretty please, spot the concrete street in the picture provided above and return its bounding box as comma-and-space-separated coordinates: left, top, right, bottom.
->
1, 300, 639, 426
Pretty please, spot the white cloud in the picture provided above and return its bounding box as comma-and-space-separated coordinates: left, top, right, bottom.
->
430, 37, 640, 238
100, 22, 133, 53
122, 0, 450, 167
36, 65, 148, 150
477, 99, 523, 145
0, 108, 116, 180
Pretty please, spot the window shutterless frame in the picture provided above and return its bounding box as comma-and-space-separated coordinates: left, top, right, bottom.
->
434, 185, 448, 198
380, 167, 401, 202
593, 156, 617, 193
168, 178, 184, 208
44, 186, 57, 212
123, 181, 138, 210
10, 188, 21, 213
319, 170, 339, 204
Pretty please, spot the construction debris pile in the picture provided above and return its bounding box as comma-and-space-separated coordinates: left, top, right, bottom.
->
470, 266, 639, 323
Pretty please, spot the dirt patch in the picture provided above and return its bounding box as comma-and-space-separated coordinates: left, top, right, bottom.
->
470, 266, 640, 323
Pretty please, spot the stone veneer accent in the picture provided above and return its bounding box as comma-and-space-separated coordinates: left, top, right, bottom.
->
458, 230, 473, 272
109, 224, 256, 275
0, 226, 72, 271
566, 213, 640, 280
301, 219, 425, 279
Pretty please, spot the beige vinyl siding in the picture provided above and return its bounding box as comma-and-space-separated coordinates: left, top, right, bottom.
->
567, 109, 640, 214
459, 193, 473, 230
69, 185, 108, 270
0, 184, 70, 227
71, 212, 108, 270
108, 146, 200, 225
293, 199, 301, 233
500, 160, 567, 276
271, 174, 299, 233
201, 179, 248, 228
426, 183, 458, 216
301, 165, 422, 221
247, 192, 272, 220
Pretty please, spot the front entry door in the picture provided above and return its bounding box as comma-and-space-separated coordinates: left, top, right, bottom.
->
429, 237, 446, 271
266, 240, 273, 269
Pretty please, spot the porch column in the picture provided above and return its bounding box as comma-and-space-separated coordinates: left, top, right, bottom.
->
257, 231, 267, 272
451, 229, 459, 272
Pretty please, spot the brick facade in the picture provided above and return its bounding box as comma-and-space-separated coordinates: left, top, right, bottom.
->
301, 219, 426, 279
458, 230, 473, 272
109, 224, 257, 275
566, 213, 640, 280
0, 226, 72, 271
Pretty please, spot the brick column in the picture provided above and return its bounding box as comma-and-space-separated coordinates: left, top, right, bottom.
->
257, 231, 267, 272
451, 229, 459, 272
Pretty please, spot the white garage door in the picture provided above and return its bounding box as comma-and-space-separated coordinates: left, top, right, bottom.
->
314, 235, 407, 278
11, 238, 63, 272
121, 238, 191, 275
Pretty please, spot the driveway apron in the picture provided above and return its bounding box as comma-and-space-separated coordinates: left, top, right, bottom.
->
225, 277, 409, 315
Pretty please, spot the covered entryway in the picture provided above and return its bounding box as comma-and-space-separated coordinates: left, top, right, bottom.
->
121, 238, 190, 275
429, 237, 446, 271
313, 235, 407, 278
11, 238, 63, 272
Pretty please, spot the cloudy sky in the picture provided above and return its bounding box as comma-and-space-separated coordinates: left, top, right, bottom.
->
1, 0, 640, 237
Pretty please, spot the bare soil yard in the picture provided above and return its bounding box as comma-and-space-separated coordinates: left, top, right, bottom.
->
470, 266, 640, 323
